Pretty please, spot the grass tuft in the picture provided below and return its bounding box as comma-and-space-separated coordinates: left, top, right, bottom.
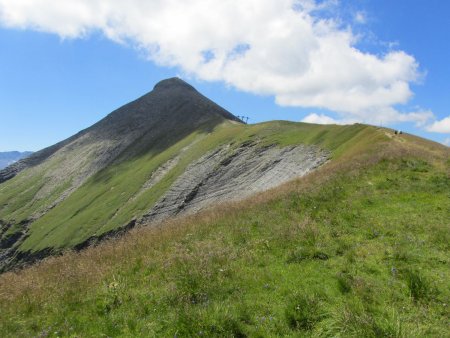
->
285, 291, 326, 331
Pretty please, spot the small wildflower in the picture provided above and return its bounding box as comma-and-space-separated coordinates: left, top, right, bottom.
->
109, 281, 119, 289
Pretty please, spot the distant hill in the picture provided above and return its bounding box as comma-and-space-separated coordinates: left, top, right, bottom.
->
0, 151, 32, 170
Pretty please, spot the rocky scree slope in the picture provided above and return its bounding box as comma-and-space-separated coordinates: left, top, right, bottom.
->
0, 78, 360, 272
144, 142, 327, 223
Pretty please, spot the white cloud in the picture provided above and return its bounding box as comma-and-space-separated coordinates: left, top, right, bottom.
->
426, 116, 450, 134
302, 113, 344, 125
0, 0, 434, 125
354, 11, 367, 24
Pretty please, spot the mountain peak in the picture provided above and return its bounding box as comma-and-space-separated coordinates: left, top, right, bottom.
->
149, 77, 241, 124
0, 77, 242, 184
153, 77, 196, 92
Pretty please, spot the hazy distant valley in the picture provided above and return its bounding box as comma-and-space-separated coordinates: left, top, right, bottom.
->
0, 151, 32, 170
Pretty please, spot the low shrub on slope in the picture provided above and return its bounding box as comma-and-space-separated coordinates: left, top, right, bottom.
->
0, 132, 448, 337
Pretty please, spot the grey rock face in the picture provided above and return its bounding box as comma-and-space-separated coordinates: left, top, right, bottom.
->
142, 140, 328, 223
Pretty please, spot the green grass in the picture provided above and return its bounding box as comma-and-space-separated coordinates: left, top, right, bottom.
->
2, 121, 383, 252
0, 135, 448, 336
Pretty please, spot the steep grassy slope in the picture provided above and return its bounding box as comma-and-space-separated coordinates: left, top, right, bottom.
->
1, 117, 379, 258
0, 130, 448, 337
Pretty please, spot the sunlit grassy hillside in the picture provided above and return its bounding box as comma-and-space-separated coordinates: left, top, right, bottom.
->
0, 126, 448, 337
1, 121, 382, 254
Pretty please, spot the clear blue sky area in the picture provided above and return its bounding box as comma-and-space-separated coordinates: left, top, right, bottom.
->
0, 0, 449, 151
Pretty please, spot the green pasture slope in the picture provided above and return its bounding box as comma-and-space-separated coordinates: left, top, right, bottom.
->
1, 121, 378, 253
0, 122, 448, 337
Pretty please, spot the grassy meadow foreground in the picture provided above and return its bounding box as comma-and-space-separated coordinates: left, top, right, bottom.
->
0, 128, 449, 337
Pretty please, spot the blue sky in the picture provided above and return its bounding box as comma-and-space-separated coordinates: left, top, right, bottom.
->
0, 0, 449, 151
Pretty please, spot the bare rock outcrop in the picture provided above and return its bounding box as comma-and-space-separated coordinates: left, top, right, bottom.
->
142, 140, 328, 223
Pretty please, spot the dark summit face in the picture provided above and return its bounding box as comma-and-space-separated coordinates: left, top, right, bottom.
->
153, 77, 197, 92
90, 77, 242, 144
147, 77, 240, 123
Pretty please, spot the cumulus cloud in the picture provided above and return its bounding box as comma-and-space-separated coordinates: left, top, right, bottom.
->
426, 116, 450, 134
302, 113, 344, 125
0, 0, 433, 125
354, 11, 367, 24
